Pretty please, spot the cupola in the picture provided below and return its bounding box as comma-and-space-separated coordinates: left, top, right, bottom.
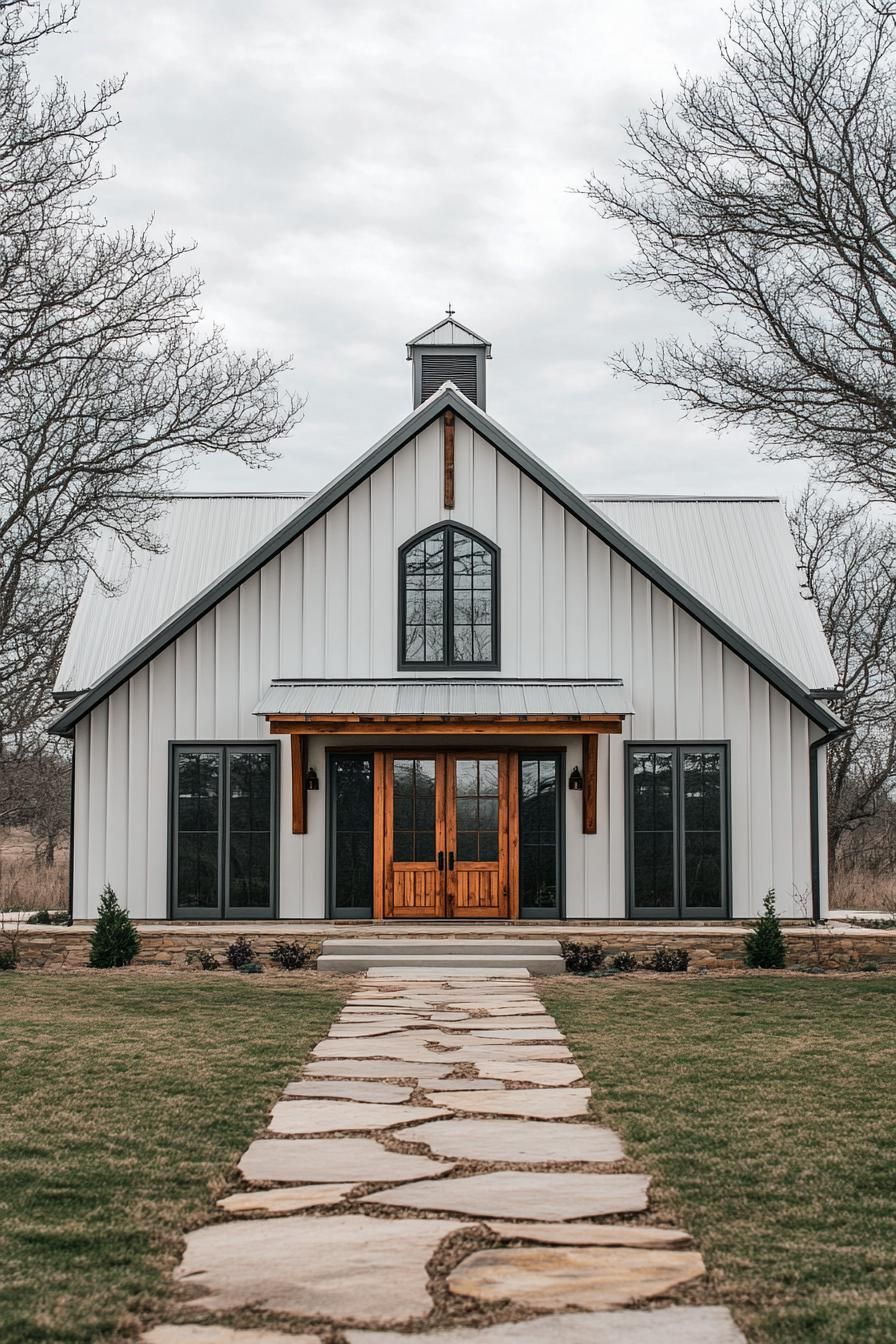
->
406, 310, 491, 410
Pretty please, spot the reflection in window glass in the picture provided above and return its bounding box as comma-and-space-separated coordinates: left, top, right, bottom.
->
401, 526, 496, 667
229, 752, 272, 908
331, 755, 373, 915
393, 758, 436, 862
454, 758, 499, 861
629, 746, 727, 915
176, 752, 220, 908
631, 752, 675, 909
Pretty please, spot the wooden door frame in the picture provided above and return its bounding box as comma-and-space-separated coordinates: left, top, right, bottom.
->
373, 746, 520, 920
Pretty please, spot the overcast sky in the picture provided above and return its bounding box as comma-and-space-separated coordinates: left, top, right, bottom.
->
32, 0, 813, 500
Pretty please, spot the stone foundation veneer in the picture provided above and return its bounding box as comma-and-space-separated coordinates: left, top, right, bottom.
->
9, 923, 895, 972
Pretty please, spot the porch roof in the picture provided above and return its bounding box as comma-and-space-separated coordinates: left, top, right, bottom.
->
254, 678, 633, 720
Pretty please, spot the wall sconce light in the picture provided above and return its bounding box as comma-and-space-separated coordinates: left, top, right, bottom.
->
568, 766, 583, 791
305, 766, 320, 792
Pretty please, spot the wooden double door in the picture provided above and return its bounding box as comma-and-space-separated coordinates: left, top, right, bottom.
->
382, 751, 514, 918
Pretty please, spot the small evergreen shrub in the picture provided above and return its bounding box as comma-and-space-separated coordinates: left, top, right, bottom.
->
646, 945, 689, 973
226, 935, 255, 969
88, 886, 140, 968
611, 951, 638, 972
0, 946, 17, 971
743, 889, 786, 969
186, 948, 220, 971
561, 940, 605, 974
270, 940, 309, 970
27, 909, 51, 924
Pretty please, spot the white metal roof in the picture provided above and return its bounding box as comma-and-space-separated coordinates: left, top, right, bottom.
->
55, 490, 837, 696
254, 679, 632, 718
56, 494, 308, 692
588, 496, 837, 690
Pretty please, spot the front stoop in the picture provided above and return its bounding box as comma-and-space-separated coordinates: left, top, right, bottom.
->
316, 937, 565, 975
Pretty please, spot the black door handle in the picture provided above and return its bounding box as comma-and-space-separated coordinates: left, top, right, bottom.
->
448, 851, 455, 870
437, 851, 444, 871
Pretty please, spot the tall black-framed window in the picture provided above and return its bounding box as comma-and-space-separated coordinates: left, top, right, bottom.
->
327, 751, 374, 918
519, 752, 563, 919
169, 742, 278, 919
398, 523, 499, 669
626, 742, 729, 920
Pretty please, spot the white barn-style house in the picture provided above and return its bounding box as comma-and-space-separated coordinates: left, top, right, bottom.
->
51, 318, 843, 925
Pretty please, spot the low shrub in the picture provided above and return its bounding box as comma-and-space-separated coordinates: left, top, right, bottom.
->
743, 889, 786, 968
561, 940, 605, 974
226, 936, 255, 970
88, 886, 140, 968
0, 945, 17, 971
610, 951, 638, 972
186, 948, 220, 971
646, 945, 689, 973
27, 909, 51, 924
270, 940, 309, 971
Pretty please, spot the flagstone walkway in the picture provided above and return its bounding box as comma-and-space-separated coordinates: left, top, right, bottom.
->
142, 970, 746, 1344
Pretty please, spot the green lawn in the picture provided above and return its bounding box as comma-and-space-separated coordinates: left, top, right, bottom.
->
0, 972, 343, 1344
544, 975, 896, 1344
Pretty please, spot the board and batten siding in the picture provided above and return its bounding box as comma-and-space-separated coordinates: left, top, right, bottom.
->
71, 419, 827, 920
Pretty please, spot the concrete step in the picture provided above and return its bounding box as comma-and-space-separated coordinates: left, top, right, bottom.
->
317, 940, 565, 976
321, 937, 563, 958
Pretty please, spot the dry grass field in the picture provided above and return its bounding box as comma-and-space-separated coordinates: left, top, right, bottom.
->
0, 828, 67, 913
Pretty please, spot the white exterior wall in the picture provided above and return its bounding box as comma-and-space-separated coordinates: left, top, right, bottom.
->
71, 420, 823, 920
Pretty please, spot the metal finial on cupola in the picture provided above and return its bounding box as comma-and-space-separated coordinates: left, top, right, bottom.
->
406, 314, 492, 410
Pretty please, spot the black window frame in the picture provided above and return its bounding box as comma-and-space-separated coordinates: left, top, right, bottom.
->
625, 741, 730, 920
397, 522, 500, 670
326, 749, 375, 919
518, 750, 565, 920
168, 740, 279, 920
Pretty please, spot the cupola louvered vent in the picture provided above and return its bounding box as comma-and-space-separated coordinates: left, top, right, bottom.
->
407, 315, 491, 409
421, 353, 478, 402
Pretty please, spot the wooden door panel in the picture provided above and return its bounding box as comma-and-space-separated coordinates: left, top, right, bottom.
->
447, 752, 510, 919
384, 753, 446, 918
391, 867, 442, 917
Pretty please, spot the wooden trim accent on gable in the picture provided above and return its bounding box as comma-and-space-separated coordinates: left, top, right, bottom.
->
582, 734, 598, 834
290, 734, 307, 834
443, 410, 455, 508
268, 715, 624, 737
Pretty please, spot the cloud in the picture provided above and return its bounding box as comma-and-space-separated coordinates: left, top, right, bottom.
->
29, 0, 810, 499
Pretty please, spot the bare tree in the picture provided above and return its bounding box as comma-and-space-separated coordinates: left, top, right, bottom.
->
0, 1, 302, 747
788, 488, 896, 857
586, 0, 896, 502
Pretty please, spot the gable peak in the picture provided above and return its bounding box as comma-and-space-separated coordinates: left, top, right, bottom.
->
406, 314, 491, 410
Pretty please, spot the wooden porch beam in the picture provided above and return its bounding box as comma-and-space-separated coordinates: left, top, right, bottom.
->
582, 734, 598, 834
290, 734, 307, 834
267, 716, 624, 737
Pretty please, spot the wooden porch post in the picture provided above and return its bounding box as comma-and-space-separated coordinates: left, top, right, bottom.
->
290, 734, 307, 834
582, 734, 598, 834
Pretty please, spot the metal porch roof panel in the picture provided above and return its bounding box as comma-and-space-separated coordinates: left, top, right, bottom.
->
254, 680, 633, 719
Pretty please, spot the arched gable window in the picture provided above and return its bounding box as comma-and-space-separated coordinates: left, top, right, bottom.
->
399, 524, 499, 669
